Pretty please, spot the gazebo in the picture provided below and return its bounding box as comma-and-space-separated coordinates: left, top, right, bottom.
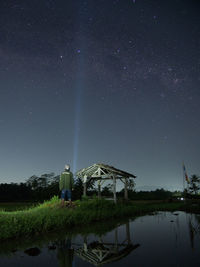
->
76, 163, 136, 203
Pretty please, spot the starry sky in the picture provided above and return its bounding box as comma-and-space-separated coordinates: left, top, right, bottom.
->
0, 0, 200, 191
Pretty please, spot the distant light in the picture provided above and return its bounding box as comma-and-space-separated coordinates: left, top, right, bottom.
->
77, 49, 81, 53
180, 197, 184, 201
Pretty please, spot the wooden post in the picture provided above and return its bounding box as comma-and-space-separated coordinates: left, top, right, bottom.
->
98, 180, 101, 199
83, 236, 88, 252
113, 175, 117, 204
83, 175, 87, 197
114, 227, 118, 251
124, 177, 128, 200
83, 182, 87, 197
126, 221, 131, 244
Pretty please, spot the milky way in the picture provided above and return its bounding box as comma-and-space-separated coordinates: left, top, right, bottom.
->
0, 0, 199, 191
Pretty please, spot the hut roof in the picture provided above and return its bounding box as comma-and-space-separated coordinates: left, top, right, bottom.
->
76, 163, 136, 179
75, 243, 139, 266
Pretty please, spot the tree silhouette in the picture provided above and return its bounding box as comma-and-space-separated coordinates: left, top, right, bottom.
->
189, 174, 200, 195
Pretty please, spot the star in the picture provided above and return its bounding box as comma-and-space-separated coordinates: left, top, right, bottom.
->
160, 93, 166, 99
173, 78, 179, 84
163, 136, 168, 141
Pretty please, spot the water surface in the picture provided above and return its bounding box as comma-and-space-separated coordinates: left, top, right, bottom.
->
0, 211, 200, 266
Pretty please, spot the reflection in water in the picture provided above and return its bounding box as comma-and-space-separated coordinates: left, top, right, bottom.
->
57, 238, 74, 267
166, 212, 200, 251
188, 214, 200, 250
73, 222, 139, 266
1, 212, 200, 267
24, 247, 41, 256
53, 221, 139, 266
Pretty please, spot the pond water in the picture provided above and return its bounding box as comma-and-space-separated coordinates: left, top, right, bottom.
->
0, 211, 200, 267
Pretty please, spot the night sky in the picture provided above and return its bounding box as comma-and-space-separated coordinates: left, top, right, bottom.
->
0, 0, 200, 191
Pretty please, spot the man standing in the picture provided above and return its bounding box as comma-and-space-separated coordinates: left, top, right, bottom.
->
59, 164, 74, 207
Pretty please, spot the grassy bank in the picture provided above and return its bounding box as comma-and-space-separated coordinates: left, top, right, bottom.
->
0, 197, 199, 241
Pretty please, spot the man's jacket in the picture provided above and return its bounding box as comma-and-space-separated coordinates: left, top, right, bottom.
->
59, 171, 74, 190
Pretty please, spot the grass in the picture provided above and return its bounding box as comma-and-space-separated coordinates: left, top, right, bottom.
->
0, 196, 199, 241
0, 213, 129, 256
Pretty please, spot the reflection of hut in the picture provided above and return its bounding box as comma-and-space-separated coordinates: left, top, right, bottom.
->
76, 163, 136, 203
74, 221, 140, 266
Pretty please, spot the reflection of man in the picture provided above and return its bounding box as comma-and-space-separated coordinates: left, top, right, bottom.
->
59, 164, 74, 207
57, 238, 74, 267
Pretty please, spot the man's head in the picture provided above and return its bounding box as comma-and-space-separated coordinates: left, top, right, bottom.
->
65, 164, 70, 171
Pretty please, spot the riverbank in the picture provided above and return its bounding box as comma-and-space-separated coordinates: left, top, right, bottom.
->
0, 197, 199, 241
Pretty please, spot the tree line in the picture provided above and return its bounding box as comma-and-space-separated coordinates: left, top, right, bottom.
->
0, 173, 81, 202
0, 173, 199, 202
